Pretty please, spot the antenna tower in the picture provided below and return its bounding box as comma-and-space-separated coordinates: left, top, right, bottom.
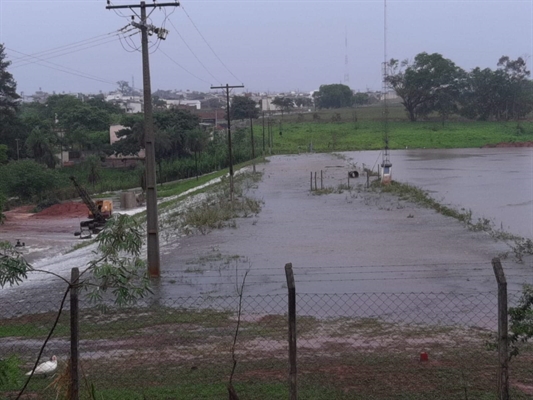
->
344, 27, 350, 84
381, 0, 391, 170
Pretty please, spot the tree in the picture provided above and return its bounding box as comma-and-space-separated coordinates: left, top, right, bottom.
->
460, 56, 533, 121
496, 56, 532, 120
110, 109, 200, 161
188, 128, 211, 179
202, 97, 223, 109
0, 43, 21, 160
0, 159, 60, 201
25, 127, 58, 168
313, 84, 354, 109
117, 80, 133, 96
271, 97, 294, 115
86, 96, 124, 115
386, 53, 465, 122
294, 97, 313, 108
354, 92, 370, 106
0, 214, 151, 397
230, 96, 258, 120
85, 155, 102, 191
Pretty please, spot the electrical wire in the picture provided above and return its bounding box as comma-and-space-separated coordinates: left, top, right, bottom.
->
180, 4, 242, 83
10, 27, 132, 67
10, 30, 137, 69
118, 31, 141, 53
149, 38, 163, 55
5, 48, 116, 86
108, 0, 135, 22
167, 18, 220, 84
158, 48, 211, 85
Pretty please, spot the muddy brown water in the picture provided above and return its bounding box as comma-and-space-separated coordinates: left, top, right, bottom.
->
150, 152, 530, 326
1, 152, 531, 327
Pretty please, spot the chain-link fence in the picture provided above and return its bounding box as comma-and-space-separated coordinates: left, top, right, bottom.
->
1, 287, 532, 399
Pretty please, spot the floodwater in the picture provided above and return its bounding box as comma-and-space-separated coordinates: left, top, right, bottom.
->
345, 148, 533, 239
2, 150, 532, 327
149, 151, 532, 324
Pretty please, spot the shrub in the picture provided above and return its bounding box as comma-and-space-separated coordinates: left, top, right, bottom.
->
0, 160, 60, 202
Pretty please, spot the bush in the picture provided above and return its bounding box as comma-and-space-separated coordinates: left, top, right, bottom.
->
0, 160, 60, 202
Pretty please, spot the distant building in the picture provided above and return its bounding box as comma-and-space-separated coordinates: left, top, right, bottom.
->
105, 93, 143, 114
166, 99, 201, 110
260, 97, 281, 112
107, 124, 145, 168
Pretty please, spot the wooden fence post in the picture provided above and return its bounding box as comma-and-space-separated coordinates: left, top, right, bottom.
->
310, 172, 313, 191
285, 263, 297, 400
320, 170, 323, 190
492, 257, 509, 400
70, 267, 80, 400
314, 172, 317, 191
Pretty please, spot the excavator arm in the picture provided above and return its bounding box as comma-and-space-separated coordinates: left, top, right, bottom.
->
69, 176, 101, 220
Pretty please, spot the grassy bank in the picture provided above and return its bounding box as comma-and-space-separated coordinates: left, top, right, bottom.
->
272, 120, 533, 153
261, 104, 533, 153
2, 304, 532, 399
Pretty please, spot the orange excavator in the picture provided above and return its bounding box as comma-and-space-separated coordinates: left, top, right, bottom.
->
69, 176, 113, 238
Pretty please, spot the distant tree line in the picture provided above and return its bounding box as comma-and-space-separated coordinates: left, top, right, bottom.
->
0, 43, 260, 212
386, 52, 533, 122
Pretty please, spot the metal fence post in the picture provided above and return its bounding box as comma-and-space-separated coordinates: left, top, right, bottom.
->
285, 263, 297, 400
492, 257, 509, 400
70, 267, 80, 400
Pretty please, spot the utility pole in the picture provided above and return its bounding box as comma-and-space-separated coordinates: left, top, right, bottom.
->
107, 0, 179, 278
210, 84, 244, 201
262, 111, 265, 155
250, 114, 255, 173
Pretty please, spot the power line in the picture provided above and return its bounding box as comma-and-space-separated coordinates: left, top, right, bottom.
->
6, 48, 116, 86
181, 4, 242, 83
159, 48, 211, 84
10, 31, 138, 70
167, 18, 220, 84
9, 28, 132, 67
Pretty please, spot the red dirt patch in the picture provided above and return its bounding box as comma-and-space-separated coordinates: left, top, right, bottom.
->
32, 202, 89, 219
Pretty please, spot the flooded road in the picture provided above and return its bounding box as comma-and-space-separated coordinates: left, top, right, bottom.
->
154, 153, 532, 303
2, 151, 531, 326
345, 148, 533, 239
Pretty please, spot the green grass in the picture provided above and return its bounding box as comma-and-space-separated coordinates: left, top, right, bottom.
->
2, 304, 533, 399
268, 105, 533, 153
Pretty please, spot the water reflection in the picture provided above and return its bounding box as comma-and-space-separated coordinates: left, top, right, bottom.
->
346, 148, 533, 239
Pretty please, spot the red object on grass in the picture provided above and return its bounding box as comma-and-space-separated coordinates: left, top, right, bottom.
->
420, 352, 429, 361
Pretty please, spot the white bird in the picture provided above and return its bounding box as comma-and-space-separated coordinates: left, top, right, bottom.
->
25, 355, 57, 376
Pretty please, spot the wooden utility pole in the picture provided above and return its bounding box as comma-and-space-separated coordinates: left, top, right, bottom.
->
211, 84, 244, 201
250, 115, 255, 173
107, 1, 179, 278
262, 111, 265, 155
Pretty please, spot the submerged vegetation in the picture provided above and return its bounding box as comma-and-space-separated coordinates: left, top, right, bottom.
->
374, 180, 533, 262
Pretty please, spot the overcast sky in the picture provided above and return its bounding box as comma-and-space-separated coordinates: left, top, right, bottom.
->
0, 0, 531, 96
